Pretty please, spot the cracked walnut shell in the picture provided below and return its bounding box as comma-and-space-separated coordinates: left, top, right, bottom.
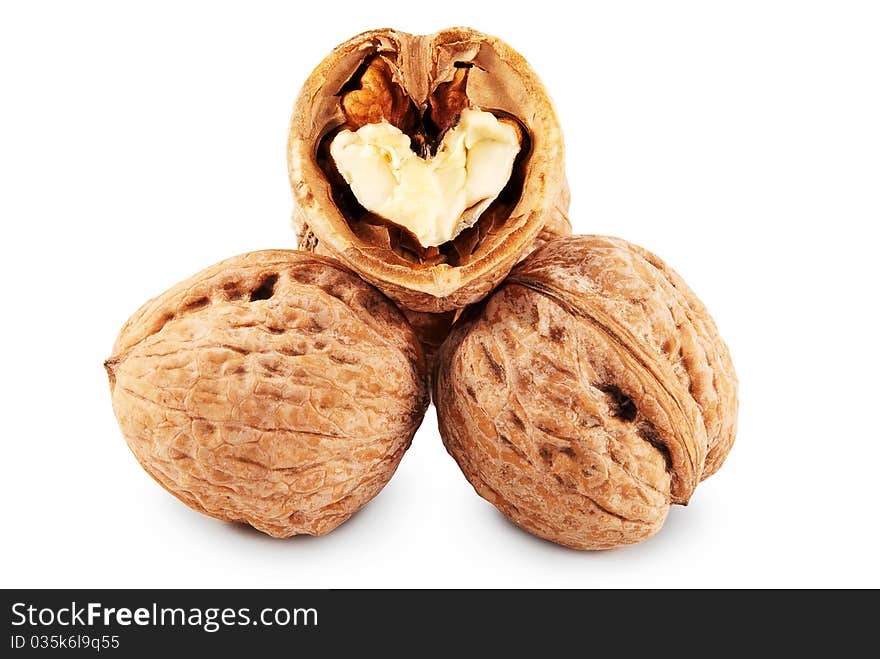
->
300, 189, 571, 370
288, 27, 569, 314
105, 251, 429, 538
434, 236, 738, 549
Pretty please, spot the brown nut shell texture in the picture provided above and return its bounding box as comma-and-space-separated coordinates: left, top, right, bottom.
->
434, 236, 738, 549
288, 27, 569, 314
105, 251, 429, 538
297, 196, 572, 369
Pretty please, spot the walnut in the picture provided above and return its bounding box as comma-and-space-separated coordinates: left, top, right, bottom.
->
288, 27, 569, 314
428, 65, 471, 135
294, 185, 572, 369
340, 56, 418, 132
399, 307, 458, 370
434, 236, 738, 549
104, 251, 428, 538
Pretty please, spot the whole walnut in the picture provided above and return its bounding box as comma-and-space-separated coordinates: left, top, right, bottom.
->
105, 251, 428, 538
434, 236, 738, 549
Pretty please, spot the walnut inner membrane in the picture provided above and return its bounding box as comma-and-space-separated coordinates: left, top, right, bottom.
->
316, 54, 531, 267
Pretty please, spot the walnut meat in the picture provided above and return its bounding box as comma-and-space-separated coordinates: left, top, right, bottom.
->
288, 27, 569, 314
434, 236, 737, 549
104, 251, 428, 538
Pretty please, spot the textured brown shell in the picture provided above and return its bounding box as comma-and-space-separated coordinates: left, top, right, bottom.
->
297, 178, 571, 366
434, 236, 737, 549
288, 27, 567, 313
105, 250, 428, 538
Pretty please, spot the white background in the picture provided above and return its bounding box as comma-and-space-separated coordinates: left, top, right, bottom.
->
1, 1, 878, 588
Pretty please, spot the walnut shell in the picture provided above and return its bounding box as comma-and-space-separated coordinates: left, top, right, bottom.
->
105, 251, 428, 538
297, 183, 571, 366
288, 27, 568, 313
434, 236, 738, 549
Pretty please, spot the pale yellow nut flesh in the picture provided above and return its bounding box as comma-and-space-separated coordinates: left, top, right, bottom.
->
330, 108, 520, 248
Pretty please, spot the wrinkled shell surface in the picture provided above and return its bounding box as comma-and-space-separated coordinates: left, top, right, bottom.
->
106, 250, 428, 538
289, 26, 568, 313
297, 179, 571, 365
434, 236, 737, 549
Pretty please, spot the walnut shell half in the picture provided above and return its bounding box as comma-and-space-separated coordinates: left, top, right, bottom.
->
297, 190, 571, 369
288, 27, 568, 313
105, 251, 428, 538
434, 236, 738, 549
